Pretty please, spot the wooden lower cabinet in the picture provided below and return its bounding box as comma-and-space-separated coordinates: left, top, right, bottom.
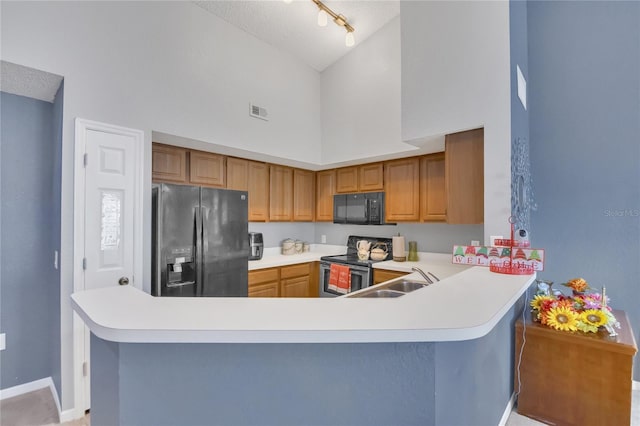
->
515, 310, 637, 426
248, 267, 279, 297
249, 262, 318, 298
280, 263, 315, 298
373, 269, 409, 285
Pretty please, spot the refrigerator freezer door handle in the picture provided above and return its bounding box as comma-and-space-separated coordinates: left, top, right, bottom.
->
195, 206, 202, 294
201, 206, 210, 295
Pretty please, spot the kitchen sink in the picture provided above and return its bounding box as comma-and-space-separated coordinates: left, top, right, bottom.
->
381, 280, 428, 293
348, 280, 430, 298
350, 289, 404, 298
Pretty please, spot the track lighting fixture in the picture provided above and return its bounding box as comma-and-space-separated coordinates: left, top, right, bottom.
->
283, 0, 356, 47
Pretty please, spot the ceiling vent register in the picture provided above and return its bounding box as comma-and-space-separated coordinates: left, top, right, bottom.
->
249, 103, 269, 121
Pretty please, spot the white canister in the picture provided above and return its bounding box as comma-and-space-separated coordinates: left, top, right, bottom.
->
282, 239, 296, 255
392, 235, 406, 261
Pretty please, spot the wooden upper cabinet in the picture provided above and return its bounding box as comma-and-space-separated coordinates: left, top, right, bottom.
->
336, 164, 383, 193
247, 161, 269, 222
420, 153, 446, 222
336, 166, 359, 193
152, 143, 187, 183
358, 162, 384, 191
189, 151, 226, 187
384, 157, 420, 222
226, 157, 248, 191
227, 158, 269, 222
269, 165, 293, 221
445, 128, 484, 224
315, 169, 335, 221
293, 169, 315, 222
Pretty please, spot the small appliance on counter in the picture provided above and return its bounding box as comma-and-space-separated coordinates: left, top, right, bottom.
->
249, 232, 264, 260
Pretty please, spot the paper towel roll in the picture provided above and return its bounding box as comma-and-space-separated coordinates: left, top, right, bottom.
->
392, 235, 406, 261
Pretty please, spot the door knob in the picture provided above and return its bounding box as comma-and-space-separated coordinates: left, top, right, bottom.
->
118, 276, 130, 286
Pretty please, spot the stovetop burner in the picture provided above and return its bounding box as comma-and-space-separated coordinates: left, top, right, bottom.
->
320, 235, 393, 267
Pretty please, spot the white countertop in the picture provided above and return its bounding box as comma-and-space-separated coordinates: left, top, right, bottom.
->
72, 251, 535, 344
247, 245, 344, 270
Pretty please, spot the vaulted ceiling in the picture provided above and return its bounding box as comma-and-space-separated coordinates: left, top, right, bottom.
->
194, 1, 400, 71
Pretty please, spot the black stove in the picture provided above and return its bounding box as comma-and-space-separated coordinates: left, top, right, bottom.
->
320, 235, 393, 267
319, 235, 394, 297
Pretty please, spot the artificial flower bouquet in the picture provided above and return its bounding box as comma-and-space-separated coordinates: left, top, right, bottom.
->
530, 278, 620, 333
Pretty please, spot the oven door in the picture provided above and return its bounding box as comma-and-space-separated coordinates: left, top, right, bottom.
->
319, 261, 371, 297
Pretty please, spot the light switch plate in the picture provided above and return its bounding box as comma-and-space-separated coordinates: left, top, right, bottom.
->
0, 333, 6, 351
321, 235, 327, 244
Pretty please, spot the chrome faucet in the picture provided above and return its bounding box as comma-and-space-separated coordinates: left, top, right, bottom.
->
411, 267, 433, 284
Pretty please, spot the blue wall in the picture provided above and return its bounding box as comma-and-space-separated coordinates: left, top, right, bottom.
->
0, 91, 62, 391
90, 295, 525, 426
528, 0, 640, 379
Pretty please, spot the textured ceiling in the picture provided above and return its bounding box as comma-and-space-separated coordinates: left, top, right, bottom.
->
1, 61, 63, 103
194, 0, 400, 72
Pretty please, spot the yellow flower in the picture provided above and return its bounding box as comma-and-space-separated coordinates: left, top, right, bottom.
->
580, 309, 608, 327
545, 306, 579, 331
530, 295, 554, 311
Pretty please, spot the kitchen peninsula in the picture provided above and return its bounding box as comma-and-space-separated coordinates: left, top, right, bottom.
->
73, 258, 534, 426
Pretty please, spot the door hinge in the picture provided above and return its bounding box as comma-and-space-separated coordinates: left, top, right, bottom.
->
82, 361, 88, 377
83, 153, 88, 167
82, 258, 87, 270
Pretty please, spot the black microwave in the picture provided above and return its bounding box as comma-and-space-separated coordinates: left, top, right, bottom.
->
333, 192, 388, 225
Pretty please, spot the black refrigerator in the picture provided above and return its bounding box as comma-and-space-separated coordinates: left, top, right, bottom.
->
152, 183, 249, 297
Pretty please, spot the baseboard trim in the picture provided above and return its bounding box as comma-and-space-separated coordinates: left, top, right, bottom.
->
0, 377, 66, 422
633, 380, 640, 391
59, 408, 79, 423
0, 377, 52, 400
498, 392, 517, 426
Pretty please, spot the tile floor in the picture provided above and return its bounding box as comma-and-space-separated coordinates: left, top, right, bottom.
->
1, 386, 638, 425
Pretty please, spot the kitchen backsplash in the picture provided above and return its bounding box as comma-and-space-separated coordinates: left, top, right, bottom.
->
250, 222, 482, 254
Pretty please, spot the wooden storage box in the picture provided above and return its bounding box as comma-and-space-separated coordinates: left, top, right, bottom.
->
514, 310, 637, 426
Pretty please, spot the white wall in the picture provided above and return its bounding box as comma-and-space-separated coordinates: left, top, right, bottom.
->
320, 17, 416, 164
401, 1, 512, 241
1, 0, 323, 412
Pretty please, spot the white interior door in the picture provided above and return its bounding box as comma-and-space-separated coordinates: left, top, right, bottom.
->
73, 118, 143, 414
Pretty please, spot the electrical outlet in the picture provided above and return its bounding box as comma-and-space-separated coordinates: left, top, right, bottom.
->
0, 333, 6, 351
321, 235, 327, 244
471, 240, 480, 247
